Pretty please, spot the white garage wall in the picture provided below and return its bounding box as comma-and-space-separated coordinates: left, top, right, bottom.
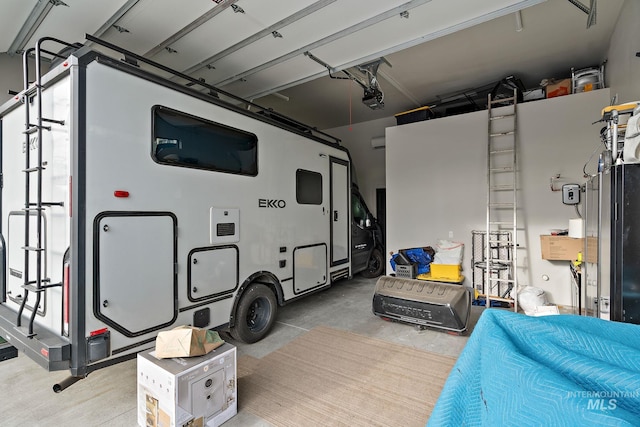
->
606, 0, 640, 104
385, 89, 611, 306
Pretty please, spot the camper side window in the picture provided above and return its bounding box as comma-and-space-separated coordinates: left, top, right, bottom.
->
152, 106, 258, 176
296, 169, 322, 205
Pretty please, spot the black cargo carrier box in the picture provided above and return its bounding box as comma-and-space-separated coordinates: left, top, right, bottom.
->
372, 276, 471, 334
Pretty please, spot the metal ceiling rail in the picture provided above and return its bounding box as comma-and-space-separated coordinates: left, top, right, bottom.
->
243, 0, 546, 101
7, 0, 62, 55
91, 0, 141, 39
143, 0, 240, 58
180, 0, 338, 76
210, 0, 433, 88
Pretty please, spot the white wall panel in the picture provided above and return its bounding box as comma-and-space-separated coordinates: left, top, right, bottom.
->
385, 89, 611, 306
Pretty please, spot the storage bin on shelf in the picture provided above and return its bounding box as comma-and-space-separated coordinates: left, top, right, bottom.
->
430, 263, 462, 281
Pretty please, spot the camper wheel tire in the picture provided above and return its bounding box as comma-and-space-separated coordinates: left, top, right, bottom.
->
361, 248, 384, 278
231, 284, 277, 343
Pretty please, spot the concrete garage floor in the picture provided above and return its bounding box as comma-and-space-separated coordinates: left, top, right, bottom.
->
0, 276, 483, 426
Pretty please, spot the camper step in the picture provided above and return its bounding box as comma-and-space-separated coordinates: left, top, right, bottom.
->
0, 304, 71, 369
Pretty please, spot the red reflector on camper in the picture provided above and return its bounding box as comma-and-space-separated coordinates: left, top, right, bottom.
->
63, 61, 68, 67
41, 348, 49, 358
90, 328, 108, 337
114, 190, 129, 198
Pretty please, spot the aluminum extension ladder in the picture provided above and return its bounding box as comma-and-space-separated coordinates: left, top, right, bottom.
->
483, 90, 519, 311
16, 38, 70, 336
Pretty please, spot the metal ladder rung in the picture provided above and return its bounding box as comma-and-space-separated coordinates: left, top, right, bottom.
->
490, 149, 514, 154
490, 96, 516, 104
476, 294, 514, 303
23, 166, 44, 173
488, 278, 514, 284
491, 185, 515, 191
29, 201, 64, 207
489, 221, 514, 226
24, 124, 52, 134
490, 114, 515, 120
490, 131, 515, 137
489, 167, 514, 172
489, 203, 515, 208
21, 246, 45, 252
23, 207, 45, 212
22, 282, 60, 293
488, 240, 515, 245
41, 118, 65, 125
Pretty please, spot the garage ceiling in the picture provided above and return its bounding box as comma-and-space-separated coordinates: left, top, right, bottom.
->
1, 0, 625, 129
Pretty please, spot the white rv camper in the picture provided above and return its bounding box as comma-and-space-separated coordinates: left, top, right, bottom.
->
0, 37, 384, 390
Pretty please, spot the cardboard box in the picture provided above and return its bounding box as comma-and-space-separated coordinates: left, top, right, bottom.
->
138, 343, 237, 427
155, 326, 224, 359
540, 235, 597, 262
545, 78, 571, 98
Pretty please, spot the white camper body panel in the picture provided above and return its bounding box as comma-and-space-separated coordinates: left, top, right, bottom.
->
82, 60, 350, 353
0, 50, 352, 372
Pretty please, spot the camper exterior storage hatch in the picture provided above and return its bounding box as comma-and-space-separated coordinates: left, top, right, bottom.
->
0, 37, 384, 387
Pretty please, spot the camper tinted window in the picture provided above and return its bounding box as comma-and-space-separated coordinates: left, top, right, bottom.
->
152, 106, 257, 176
296, 169, 322, 205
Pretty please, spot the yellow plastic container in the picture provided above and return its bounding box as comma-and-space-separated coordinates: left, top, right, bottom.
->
430, 263, 462, 280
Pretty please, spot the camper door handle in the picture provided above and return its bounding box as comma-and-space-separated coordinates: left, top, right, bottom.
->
333, 211, 338, 221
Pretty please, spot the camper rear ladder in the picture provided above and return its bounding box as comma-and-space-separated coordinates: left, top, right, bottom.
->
16, 38, 72, 337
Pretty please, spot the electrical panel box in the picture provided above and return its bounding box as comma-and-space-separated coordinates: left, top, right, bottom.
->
137, 343, 237, 427
562, 184, 581, 205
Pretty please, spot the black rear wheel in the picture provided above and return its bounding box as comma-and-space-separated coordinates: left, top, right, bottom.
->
230, 284, 277, 343
361, 248, 384, 278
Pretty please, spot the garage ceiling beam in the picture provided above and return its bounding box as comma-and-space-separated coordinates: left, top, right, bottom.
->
7, 0, 59, 55
180, 0, 338, 76
244, 0, 546, 101
144, 0, 240, 58
211, 0, 432, 88
91, 0, 141, 39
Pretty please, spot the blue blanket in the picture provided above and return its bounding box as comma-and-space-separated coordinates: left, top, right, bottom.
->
428, 310, 640, 426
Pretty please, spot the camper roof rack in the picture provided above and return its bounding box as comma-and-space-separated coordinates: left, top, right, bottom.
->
84, 34, 340, 146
